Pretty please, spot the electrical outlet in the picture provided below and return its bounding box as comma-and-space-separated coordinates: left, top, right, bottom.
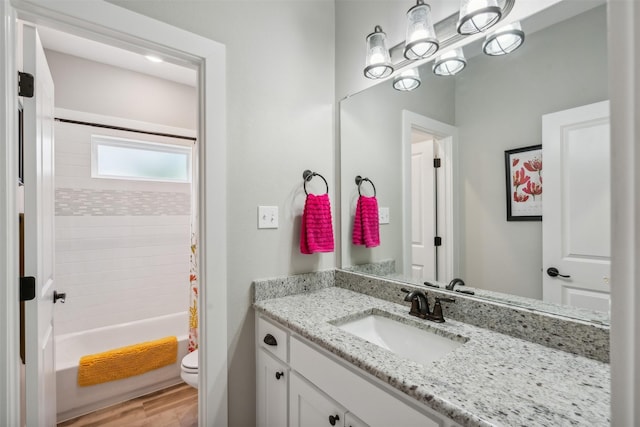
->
379, 207, 390, 224
258, 206, 278, 229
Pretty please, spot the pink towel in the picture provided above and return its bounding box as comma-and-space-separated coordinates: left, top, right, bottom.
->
352, 196, 380, 248
300, 193, 334, 254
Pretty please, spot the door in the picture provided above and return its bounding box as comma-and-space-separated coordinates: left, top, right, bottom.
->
257, 349, 288, 427
410, 136, 436, 281
542, 101, 610, 312
290, 372, 346, 427
22, 23, 57, 426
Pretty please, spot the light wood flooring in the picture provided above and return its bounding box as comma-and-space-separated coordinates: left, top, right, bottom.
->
57, 383, 197, 427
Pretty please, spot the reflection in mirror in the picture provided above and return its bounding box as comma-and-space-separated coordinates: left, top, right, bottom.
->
339, 1, 609, 324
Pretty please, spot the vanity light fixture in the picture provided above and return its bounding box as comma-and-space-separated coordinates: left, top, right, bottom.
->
456, 0, 502, 35
393, 68, 421, 91
482, 22, 525, 56
364, 26, 394, 79
432, 48, 467, 76
404, 0, 439, 60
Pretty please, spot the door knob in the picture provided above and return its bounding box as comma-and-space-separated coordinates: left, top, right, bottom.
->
53, 291, 66, 304
546, 267, 571, 278
328, 414, 340, 426
275, 371, 284, 380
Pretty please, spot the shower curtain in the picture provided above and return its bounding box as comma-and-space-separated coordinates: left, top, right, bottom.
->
188, 145, 199, 352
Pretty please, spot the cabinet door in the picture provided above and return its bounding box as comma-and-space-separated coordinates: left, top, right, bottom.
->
344, 412, 369, 427
290, 372, 345, 427
257, 349, 288, 427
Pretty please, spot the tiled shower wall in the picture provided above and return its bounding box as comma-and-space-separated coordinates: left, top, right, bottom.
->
53, 119, 192, 336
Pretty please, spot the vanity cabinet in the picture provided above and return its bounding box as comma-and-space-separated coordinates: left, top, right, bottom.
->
256, 314, 460, 427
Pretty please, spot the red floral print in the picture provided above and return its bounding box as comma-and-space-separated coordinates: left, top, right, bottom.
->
524, 157, 542, 176
512, 158, 520, 167
522, 180, 542, 200
513, 192, 529, 203
513, 167, 530, 189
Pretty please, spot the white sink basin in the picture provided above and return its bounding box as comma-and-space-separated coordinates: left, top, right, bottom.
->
336, 314, 465, 366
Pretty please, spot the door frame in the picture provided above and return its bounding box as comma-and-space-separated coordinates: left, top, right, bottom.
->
0, 1, 228, 425
609, 1, 639, 424
401, 110, 457, 282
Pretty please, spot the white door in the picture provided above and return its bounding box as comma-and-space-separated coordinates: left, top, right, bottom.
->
410, 137, 436, 281
542, 101, 610, 312
290, 372, 346, 427
22, 23, 57, 427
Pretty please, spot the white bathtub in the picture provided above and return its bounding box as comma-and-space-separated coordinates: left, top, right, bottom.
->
55, 312, 189, 422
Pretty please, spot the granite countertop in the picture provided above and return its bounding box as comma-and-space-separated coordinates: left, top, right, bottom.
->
253, 286, 610, 427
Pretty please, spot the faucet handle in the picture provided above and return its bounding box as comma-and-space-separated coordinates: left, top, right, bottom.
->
430, 297, 456, 323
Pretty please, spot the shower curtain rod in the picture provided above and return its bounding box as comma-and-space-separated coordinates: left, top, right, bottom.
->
55, 118, 197, 142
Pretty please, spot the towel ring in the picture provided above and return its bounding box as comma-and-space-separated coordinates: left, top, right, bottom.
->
355, 175, 376, 197
303, 170, 329, 195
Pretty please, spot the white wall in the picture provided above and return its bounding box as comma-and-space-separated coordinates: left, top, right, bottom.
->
45, 50, 196, 130
105, 2, 336, 426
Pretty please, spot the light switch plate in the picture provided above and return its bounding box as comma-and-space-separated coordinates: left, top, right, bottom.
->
379, 207, 390, 224
258, 206, 279, 229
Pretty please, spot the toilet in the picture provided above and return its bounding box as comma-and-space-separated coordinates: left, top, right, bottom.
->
180, 350, 199, 388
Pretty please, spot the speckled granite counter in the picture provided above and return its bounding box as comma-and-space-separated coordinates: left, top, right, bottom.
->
253, 286, 610, 427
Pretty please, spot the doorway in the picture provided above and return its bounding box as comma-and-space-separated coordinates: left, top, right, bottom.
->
1, 2, 228, 425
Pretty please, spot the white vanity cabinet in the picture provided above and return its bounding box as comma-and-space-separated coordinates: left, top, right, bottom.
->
256, 314, 460, 427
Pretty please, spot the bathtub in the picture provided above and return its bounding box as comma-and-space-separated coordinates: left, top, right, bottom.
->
55, 312, 190, 422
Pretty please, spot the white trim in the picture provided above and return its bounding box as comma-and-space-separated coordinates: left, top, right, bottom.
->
401, 110, 458, 283
0, 2, 21, 426
55, 107, 197, 140
609, 0, 639, 424
3, 1, 228, 425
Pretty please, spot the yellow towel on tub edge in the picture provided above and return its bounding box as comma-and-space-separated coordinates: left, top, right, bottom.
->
77, 335, 177, 387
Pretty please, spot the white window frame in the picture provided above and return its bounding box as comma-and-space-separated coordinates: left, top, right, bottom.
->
91, 135, 192, 183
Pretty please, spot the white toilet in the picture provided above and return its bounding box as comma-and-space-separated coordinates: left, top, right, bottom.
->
180, 349, 199, 388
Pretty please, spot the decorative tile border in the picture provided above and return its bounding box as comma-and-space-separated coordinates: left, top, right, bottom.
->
55, 188, 190, 216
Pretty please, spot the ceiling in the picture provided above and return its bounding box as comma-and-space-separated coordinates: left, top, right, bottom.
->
38, 25, 197, 87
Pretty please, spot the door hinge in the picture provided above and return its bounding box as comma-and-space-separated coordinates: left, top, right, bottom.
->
18, 72, 34, 98
433, 158, 441, 168
20, 276, 36, 301
434, 236, 442, 247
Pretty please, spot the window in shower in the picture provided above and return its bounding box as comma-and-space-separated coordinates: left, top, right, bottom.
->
91, 135, 192, 183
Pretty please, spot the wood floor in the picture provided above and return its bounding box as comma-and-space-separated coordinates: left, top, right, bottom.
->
58, 383, 197, 427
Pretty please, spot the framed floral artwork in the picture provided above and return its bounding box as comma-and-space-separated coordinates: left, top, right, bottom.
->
505, 145, 542, 221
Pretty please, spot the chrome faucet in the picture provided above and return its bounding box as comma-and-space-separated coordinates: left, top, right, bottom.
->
401, 288, 456, 323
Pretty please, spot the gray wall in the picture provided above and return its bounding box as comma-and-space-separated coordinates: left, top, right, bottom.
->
107, 2, 335, 426
340, 72, 454, 272
456, 5, 608, 298
45, 50, 196, 129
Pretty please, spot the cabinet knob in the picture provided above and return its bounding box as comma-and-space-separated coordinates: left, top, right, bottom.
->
329, 414, 340, 426
263, 334, 277, 346
275, 371, 284, 380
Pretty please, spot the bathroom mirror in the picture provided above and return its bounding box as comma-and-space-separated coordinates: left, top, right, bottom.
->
339, 0, 609, 325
